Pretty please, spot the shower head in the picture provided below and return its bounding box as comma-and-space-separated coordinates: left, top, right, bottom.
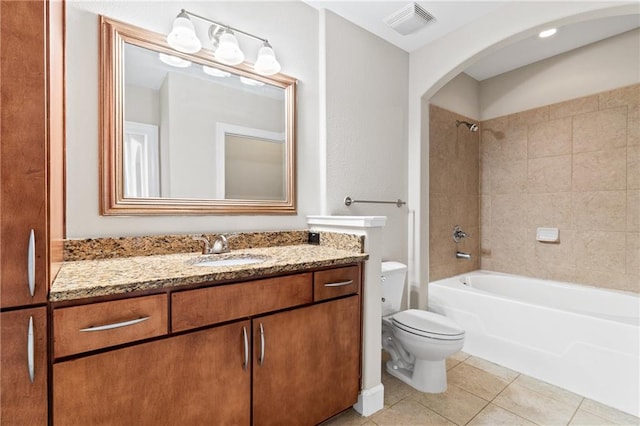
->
456, 120, 479, 132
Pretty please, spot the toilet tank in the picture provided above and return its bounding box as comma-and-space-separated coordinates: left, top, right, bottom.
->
381, 261, 407, 316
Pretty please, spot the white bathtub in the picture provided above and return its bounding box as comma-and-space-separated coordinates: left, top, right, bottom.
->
428, 271, 640, 417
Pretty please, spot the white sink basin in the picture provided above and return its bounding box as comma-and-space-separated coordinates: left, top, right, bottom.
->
193, 256, 266, 267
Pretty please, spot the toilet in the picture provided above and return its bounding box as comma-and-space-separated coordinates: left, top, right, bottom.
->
381, 261, 465, 393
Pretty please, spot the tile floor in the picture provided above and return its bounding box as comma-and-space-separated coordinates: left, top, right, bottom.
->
323, 352, 640, 426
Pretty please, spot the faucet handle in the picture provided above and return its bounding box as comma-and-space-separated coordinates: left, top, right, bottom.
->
452, 225, 469, 243
192, 235, 212, 254
212, 234, 229, 254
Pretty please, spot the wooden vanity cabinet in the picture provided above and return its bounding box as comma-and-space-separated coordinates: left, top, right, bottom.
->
51, 265, 362, 425
253, 295, 361, 425
53, 320, 251, 425
1, 0, 64, 424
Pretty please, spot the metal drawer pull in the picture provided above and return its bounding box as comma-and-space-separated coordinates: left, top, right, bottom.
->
28, 229, 35, 297
242, 326, 249, 371
259, 323, 265, 366
27, 316, 35, 383
324, 280, 353, 287
80, 316, 150, 332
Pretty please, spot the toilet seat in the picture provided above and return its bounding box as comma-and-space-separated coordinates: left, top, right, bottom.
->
391, 309, 464, 341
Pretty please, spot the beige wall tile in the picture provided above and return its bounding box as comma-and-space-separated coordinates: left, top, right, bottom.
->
527, 155, 572, 193
526, 193, 572, 230
489, 227, 529, 276
627, 232, 639, 276
491, 194, 528, 229
549, 94, 598, 120
629, 145, 640, 189
628, 104, 639, 146
572, 191, 627, 232
598, 84, 640, 109
509, 106, 549, 128
494, 126, 528, 161
528, 117, 572, 158
574, 231, 626, 274
573, 107, 627, 153
628, 190, 639, 231
491, 160, 527, 194
526, 229, 575, 282
480, 195, 491, 229
572, 148, 626, 191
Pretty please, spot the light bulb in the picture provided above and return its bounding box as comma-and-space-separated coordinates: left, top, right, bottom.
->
254, 42, 281, 76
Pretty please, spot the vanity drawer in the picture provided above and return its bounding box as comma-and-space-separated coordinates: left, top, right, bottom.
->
53, 294, 168, 359
172, 273, 313, 332
313, 265, 360, 301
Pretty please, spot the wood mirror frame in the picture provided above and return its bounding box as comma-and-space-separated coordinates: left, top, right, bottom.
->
100, 16, 297, 215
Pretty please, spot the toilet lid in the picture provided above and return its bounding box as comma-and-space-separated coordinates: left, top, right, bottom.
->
392, 309, 464, 340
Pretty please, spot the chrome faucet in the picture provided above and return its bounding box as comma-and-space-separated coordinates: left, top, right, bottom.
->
456, 251, 472, 260
192, 234, 229, 254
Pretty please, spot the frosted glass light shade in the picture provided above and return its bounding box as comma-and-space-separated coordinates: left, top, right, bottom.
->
254, 42, 281, 75
202, 65, 231, 78
215, 31, 244, 65
159, 53, 192, 68
167, 13, 202, 53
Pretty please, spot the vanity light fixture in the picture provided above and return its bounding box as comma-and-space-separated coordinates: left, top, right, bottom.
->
167, 9, 282, 75
538, 28, 557, 38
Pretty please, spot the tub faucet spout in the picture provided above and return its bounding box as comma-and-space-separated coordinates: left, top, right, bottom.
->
456, 251, 471, 260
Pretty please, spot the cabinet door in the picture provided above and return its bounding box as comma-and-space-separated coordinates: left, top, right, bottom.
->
253, 296, 361, 426
54, 321, 251, 425
0, 308, 48, 425
0, 0, 64, 308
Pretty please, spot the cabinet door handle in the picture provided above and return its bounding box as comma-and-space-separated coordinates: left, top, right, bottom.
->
242, 326, 249, 371
258, 323, 265, 366
324, 280, 353, 287
28, 229, 35, 297
27, 316, 35, 383
79, 316, 150, 332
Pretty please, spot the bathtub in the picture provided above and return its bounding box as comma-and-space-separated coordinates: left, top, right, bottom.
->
428, 271, 640, 417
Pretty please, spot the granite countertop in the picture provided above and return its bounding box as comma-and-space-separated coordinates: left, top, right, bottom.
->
50, 244, 368, 302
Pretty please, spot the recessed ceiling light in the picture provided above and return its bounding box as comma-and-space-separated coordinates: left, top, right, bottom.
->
539, 28, 557, 38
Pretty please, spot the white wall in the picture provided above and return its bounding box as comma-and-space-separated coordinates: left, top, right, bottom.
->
66, 1, 319, 238
429, 73, 480, 121
480, 28, 640, 119
408, 1, 638, 309
321, 10, 409, 263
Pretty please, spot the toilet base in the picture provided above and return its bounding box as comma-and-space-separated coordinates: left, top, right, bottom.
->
385, 358, 448, 393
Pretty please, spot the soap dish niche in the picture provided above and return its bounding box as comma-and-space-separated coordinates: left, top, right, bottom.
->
536, 227, 559, 243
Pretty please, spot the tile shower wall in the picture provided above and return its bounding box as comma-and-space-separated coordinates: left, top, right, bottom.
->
480, 84, 639, 293
429, 104, 480, 281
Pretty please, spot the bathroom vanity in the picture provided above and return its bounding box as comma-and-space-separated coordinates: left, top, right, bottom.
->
49, 242, 366, 425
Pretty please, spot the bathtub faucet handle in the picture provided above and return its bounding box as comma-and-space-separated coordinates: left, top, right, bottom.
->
453, 225, 469, 243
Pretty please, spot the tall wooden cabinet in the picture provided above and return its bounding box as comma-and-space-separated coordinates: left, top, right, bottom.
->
1, 0, 65, 423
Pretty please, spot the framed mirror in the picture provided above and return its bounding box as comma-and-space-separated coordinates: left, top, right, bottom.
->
100, 16, 297, 215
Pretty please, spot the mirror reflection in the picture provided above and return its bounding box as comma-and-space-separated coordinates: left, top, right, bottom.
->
100, 17, 296, 215
123, 43, 286, 200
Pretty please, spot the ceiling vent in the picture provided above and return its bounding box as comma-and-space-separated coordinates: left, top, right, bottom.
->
384, 2, 435, 36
